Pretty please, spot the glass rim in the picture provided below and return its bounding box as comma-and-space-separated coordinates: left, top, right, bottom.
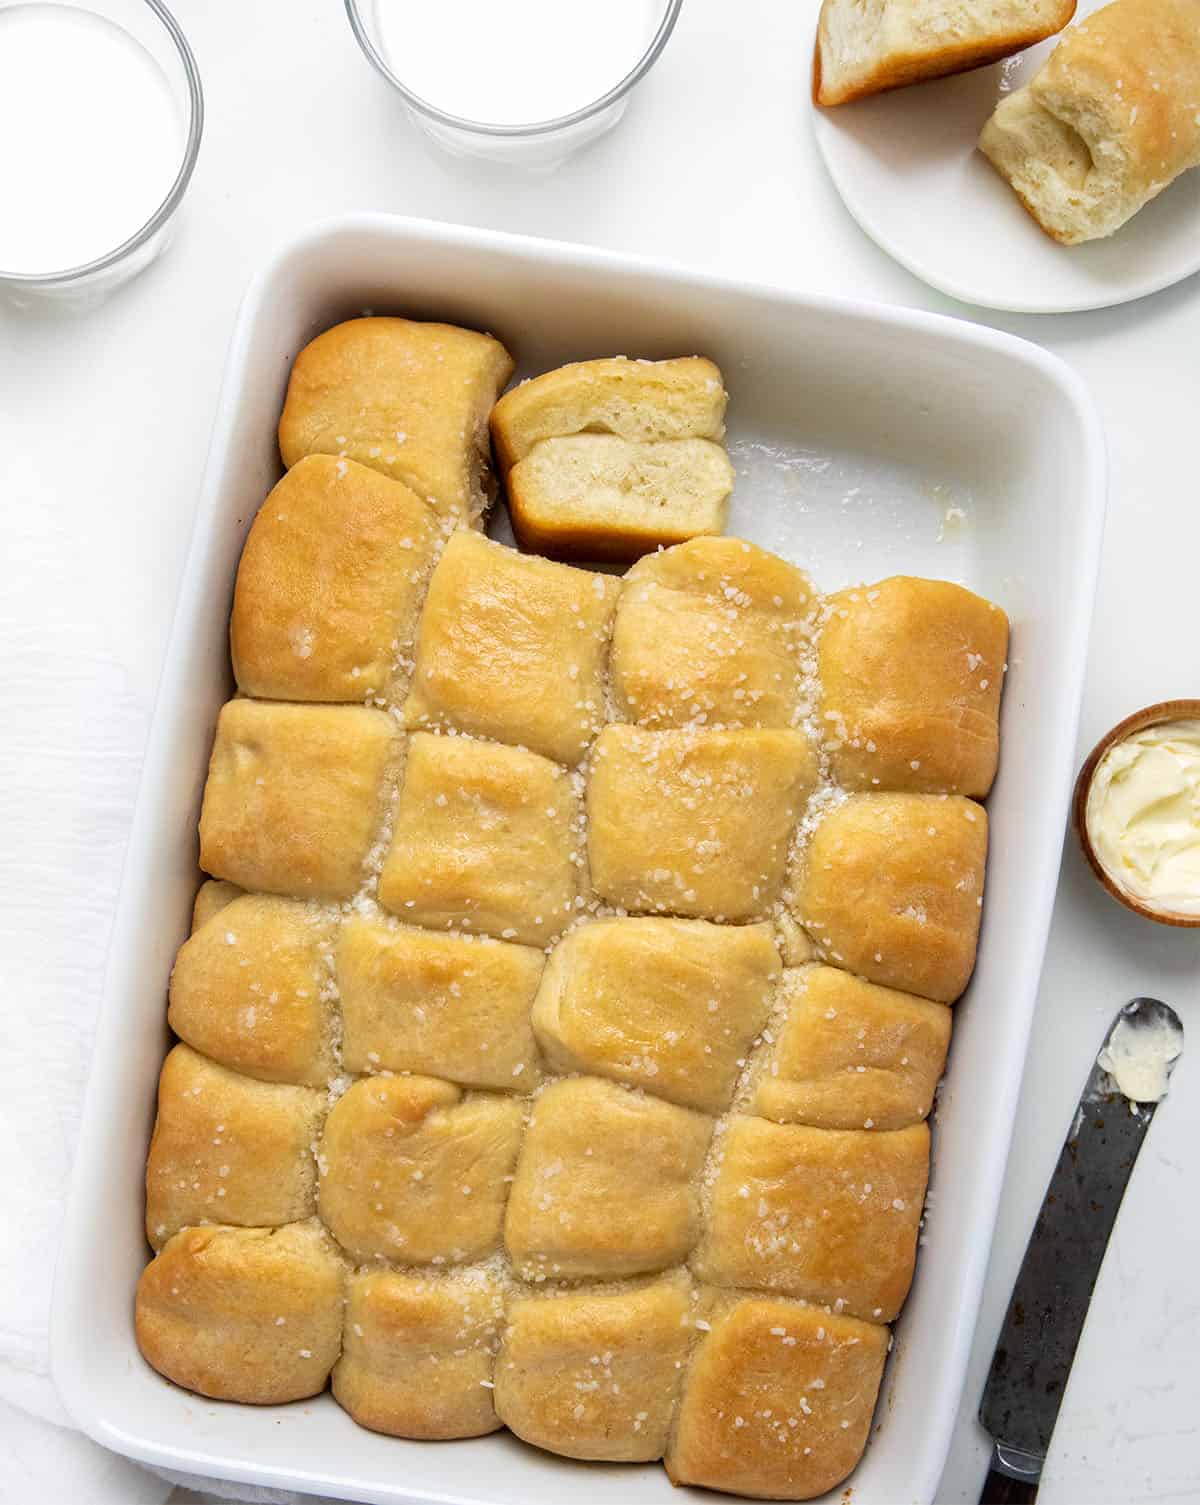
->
0, 0, 204, 286
344, 0, 683, 138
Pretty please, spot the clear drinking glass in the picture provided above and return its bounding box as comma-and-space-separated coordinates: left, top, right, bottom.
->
345, 0, 682, 169
0, 0, 203, 311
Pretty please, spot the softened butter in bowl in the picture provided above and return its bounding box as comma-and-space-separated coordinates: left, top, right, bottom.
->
1081, 712, 1200, 924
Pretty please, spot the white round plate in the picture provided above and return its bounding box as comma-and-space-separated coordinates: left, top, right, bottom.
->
811, 0, 1200, 313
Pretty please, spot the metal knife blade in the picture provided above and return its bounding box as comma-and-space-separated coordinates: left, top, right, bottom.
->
978, 997, 1184, 1502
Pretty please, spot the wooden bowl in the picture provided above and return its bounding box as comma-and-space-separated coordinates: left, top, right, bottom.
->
1073, 698, 1200, 928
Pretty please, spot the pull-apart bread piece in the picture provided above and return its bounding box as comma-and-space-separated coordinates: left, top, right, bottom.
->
169, 893, 338, 1086
231, 455, 439, 704
334, 1266, 506, 1439
790, 791, 988, 1003
491, 356, 733, 559
404, 530, 618, 765
753, 966, 952, 1131
495, 1274, 694, 1461
145, 1044, 325, 1248
979, 0, 1200, 243
814, 0, 1075, 106
587, 725, 818, 921
337, 913, 545, 1087
198, 699, 399, 902
505, 1076, 712, 1280
695, 1117, 930, 1323
136, 1219, 346, 1404
665, 1296, 889, 1500
190, 878, 243, 932
278, 316, 514, 527
612, 537, 817, 730
819, 576, 1008, 796
318, 1074, 524, 1265
532, 917, 780, 1112
377, 731, 582, 947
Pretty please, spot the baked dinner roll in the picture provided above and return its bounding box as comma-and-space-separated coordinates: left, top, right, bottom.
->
135, 1219, 345, 1404
198, 700, 398, 902
752, 966, 951, 1131
190, 878, 242, 932
532, 917, 780, 1113
168, 894, 338, 1086
665, 1296, 889, 1500
378, 731, 582, 947
587, 726, 817, 922
491, 356, 727, 472
979, 0, 1200, 244
318, 1075, 524, 1265
230, 456, 439, 704
507, 435, 734, 561
278, 316, 514, 527
790, 792, 988, 1003
333, 1267, 505, 1439
611, 538, 816, 730
404, 531, 618, 765
494, 1274, 694, 1461
819, 577, 1008, 796
814, 0, 1075, 107
504, 1077, 712, 1280
338, 914, 544, 1087
145, 1045, 324, 1248
694, 1117, 929, 1322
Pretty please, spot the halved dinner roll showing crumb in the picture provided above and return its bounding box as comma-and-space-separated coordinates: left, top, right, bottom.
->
979, 0, 1200, 244
491, 357, 731, 559
491, 357, 726, 471
507, 435, 733, 561
814, 0, 1075, 107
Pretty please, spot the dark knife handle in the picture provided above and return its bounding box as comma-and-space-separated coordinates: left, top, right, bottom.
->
980, 1465, 1039, 1504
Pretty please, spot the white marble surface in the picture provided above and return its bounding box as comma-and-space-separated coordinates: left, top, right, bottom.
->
2, 1, 1197, 1502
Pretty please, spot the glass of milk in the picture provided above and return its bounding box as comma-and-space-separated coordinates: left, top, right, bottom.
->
0, 0, 203, 310
346, 0, 682, 168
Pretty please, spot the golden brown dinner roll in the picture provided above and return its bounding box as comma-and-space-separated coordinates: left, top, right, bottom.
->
230, 455, 439, 704
504, 1077, 711, 1281
790, 791, 988, 1003
403, 531, 618, 765
665, 1295, 889, 1500
338, 913, 544, 1087
168, 894, 338, 1086
814, 0, 1075, 107
198, 699, 398, 902
611, 537, 816, 730
135, 1219, 345, 1404
490, 356, 727, 472
818, 577, 1008, 796
979, 0, 1200, 244
190, 879, 243, 933
694, 1116, 929, 1322
278, 316, 514, 527
318, 1075, 524, 1265
377, 731, 581, 947
145, 1044, 325, 1248
752, 966, 951, 1130
532, 917, 779, 1113
507, 435, 734, 561
333, 1267, 506, 1439
495, 1274, 694, 1461
587, 725, 817, 922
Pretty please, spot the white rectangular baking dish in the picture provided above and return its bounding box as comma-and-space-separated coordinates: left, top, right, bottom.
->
51, 214, 1106, 1505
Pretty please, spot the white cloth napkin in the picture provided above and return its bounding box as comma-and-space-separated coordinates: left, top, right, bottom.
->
0, 497, 325, 1503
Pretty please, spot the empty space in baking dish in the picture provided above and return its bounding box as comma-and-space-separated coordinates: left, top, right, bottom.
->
51, 215, 1104, 1505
